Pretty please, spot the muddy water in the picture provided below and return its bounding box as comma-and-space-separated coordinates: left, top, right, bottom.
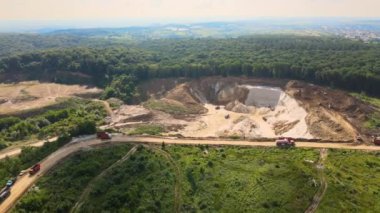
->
242, 85, 282, 108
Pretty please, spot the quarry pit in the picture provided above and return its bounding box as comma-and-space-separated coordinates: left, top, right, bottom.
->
111, 77, 369, 142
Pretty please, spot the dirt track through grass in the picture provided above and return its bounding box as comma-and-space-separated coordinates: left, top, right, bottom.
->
147, 145, 182, 213
305, 149, 328, 213
70, 145, 138, 213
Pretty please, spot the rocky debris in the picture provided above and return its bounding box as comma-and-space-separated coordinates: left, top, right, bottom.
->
218, 117, 257, 138
273, 120, 300, 135
225, 100, 252, 113
286, 80, 363, 141
0, 98, 8, 104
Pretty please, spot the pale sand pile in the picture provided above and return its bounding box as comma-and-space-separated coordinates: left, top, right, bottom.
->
179, 86, 313, 139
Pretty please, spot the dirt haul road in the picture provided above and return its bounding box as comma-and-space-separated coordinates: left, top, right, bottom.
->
1, 136, 380, 212
0, 137, 58, 160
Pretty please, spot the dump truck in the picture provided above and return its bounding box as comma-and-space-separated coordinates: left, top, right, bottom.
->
276, 137, 295, 148
0, 188, 10, 203
29, 164, 41, 176
97, 131, 112, 140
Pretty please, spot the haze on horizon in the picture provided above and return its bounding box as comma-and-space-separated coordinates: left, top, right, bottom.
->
1, 0, 380, 21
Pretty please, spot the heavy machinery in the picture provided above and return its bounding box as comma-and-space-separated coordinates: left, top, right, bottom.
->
276, 137, 295, 148
29, 164, 41, 176
97, 131, 112, 140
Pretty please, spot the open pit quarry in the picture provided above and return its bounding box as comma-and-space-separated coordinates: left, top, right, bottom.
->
110, 77, 371, 142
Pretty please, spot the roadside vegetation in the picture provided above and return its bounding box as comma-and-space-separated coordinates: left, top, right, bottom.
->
169, 146, 319, 212
351, 93, 380, 129
78, 146, 176, 212
13, 145, 325, 212
318, 149, 380, 212
0, 98, 107, 149
128, 124, 165, 136
13, 145, 133, 212
0, 134, 72, 186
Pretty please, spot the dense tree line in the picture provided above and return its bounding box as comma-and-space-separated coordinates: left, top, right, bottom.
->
0, 35, 379, 96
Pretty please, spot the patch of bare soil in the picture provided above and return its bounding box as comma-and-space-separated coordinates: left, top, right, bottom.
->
285, 80, 370, 141
0, 81, 102, 115
112, 105, 153, 123
110, 104, 188, 131
113, 77, 368, 141
164, 83, 207, 114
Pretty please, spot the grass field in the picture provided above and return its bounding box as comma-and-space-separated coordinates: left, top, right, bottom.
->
12, 145, 380, 212
318, 149, 380, 212
79, 146, 176, 212
168, 146, 319, 212
351, 93, 380, 129
14, 145, 132, 212
143, 99, 192, 115
128, 124, 165, 136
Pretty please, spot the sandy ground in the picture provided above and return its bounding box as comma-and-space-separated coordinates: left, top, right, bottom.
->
0, 81, 102, 115
1, 135, 379, 212
178, 89, 312, 139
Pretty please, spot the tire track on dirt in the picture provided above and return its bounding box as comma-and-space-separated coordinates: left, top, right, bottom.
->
70, 145, 138, 213
305, 148, 328, 213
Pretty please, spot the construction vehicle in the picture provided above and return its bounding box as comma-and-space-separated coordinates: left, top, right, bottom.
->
97, 131, 112, 140
0, 188, 10, 203
276, 137, 295, 148
374, 136, 380, 146
29, 164, 41, 176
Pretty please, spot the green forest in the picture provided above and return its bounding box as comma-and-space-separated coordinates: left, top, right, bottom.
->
0, 35, 379, 98
0, 98, 107, 150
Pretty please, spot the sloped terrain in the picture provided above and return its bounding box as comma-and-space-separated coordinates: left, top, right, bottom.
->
128, 77, 371, 141
0, 81, 102, 116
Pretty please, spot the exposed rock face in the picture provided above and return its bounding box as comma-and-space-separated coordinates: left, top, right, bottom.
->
132, 77, 368, 141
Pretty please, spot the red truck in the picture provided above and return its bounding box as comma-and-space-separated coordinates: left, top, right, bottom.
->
29, 164, 41, 176
276, 137, 295, 148
97, 131, 112, 140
